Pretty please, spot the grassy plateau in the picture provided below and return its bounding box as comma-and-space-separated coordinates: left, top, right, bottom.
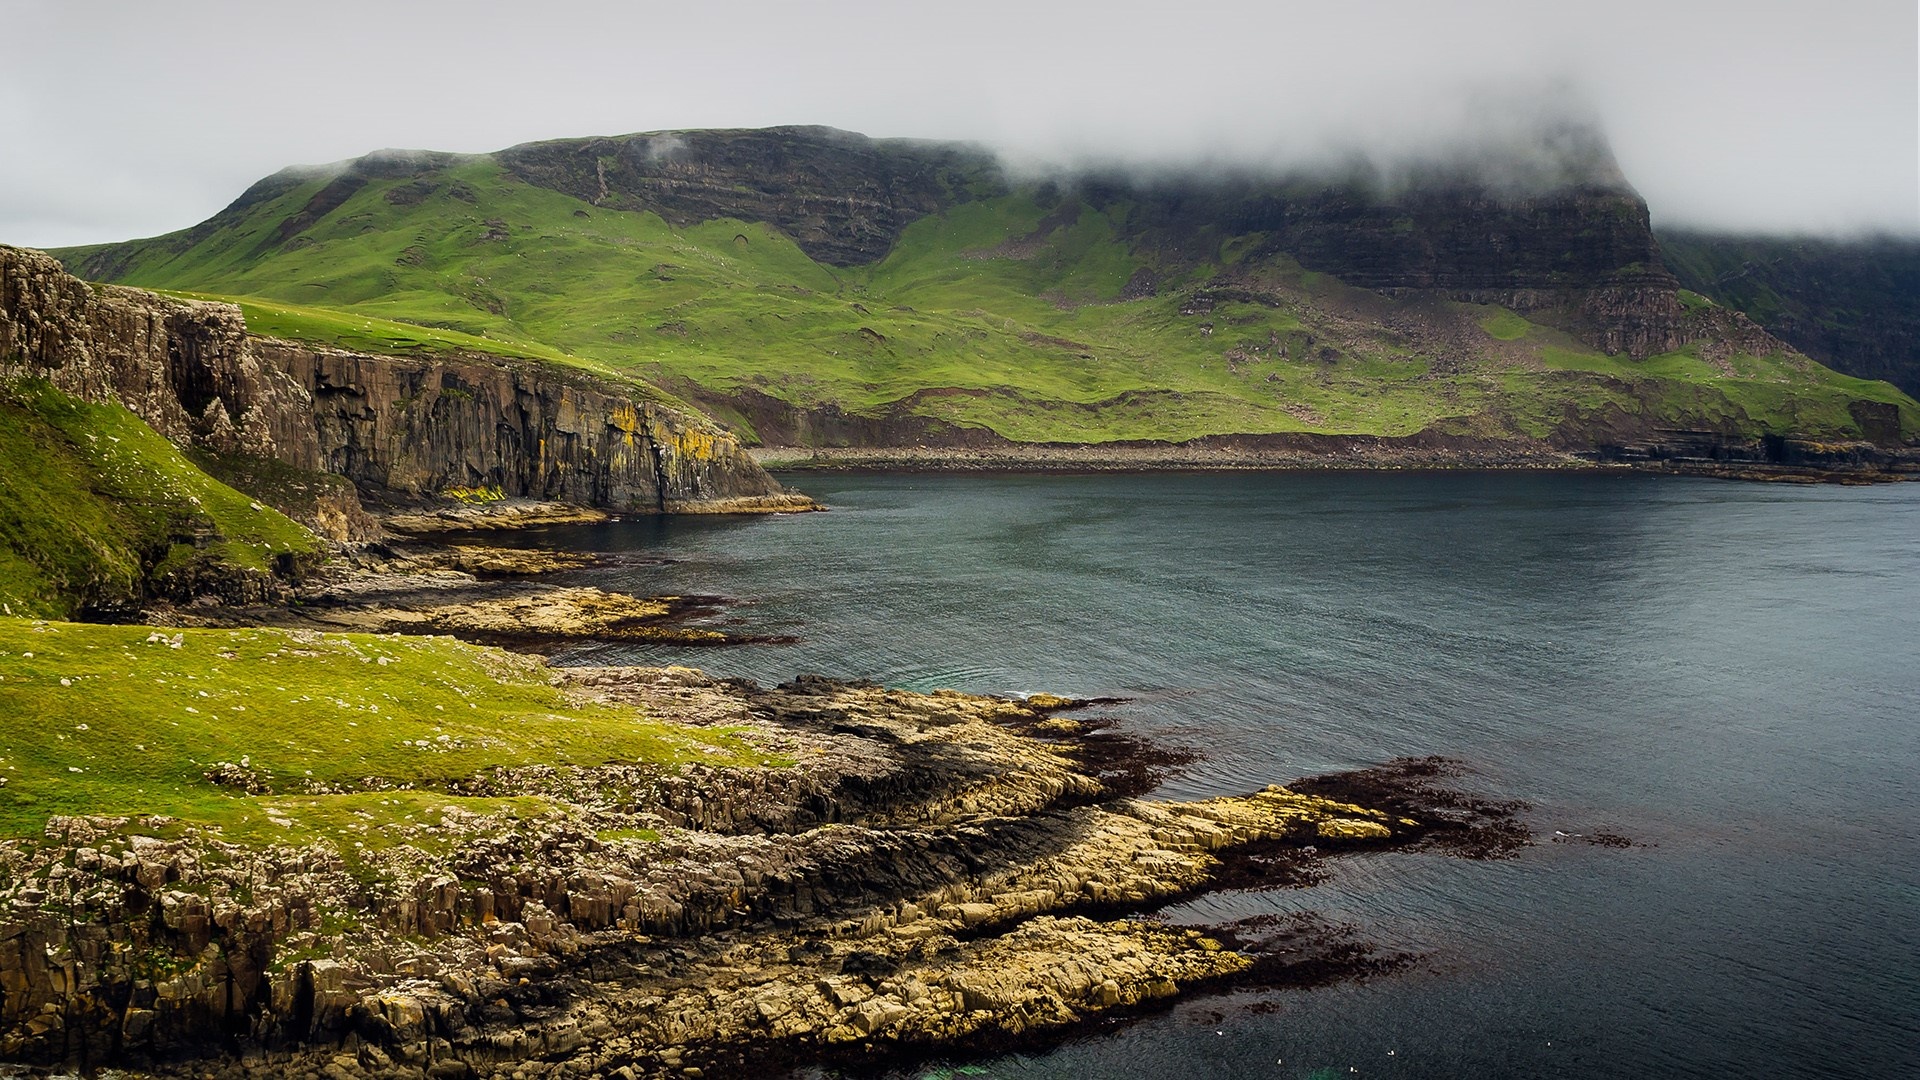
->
0, 618, 760, 849
58, 152, 1919, 446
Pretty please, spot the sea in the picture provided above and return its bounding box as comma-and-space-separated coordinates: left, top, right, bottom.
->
527, 471, 1919, 1080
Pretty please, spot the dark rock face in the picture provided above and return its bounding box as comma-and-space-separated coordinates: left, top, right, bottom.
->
1659, 230, 1920, 398
0, 245, 321, 466
1125, 180, 1668, 293
0, 245, 795, 530
499, 125, 1005, 266
257, 340, 787, 511
1080, 166, 1687, 359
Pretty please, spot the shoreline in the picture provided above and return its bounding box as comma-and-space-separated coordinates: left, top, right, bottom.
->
750, 444, 1917, 485
0, 663, 1524, 1079
750, 443, 1586, 472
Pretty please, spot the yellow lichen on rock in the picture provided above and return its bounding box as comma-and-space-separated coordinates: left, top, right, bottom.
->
1316, 817, 1394, 841
608, 402, 641, 447
1024, 692, 1077, 711
669, 425, 719, 461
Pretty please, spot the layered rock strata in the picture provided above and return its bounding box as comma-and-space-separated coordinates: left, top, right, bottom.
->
157, 544, 742, 647
0, 671, 1496, 1078
498, 126, 1003, 267
0, 245, 806, 538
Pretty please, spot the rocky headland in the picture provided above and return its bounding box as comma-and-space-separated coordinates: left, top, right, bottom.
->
0, 244, 812, 545
0, 666, 1521, 1079
52, 125, 1920, 463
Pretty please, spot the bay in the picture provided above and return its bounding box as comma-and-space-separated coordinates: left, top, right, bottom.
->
530, 471, 1920, 1079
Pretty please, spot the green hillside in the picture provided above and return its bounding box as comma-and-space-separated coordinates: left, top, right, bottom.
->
0, 380, 321, 619
1658, 229, 1920, 400
57, 144, 1919, 447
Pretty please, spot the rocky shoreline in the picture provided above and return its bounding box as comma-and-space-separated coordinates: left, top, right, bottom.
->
130, 497, 808, 650
750, 441, 1920, 484
0, 482, 1535, 1079
150, 541, 762, 650
0, 665, 1522, 1079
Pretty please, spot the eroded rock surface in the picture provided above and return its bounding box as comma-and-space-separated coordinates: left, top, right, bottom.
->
0, 671, 1515, 1078
176, 550, 738, 648
0, 245, 810, 538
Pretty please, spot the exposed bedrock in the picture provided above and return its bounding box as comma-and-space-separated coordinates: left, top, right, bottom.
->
253, 339, 803, 516
0, 671, 1505, 1078
499, 126, 1004, 267
0, 246, 318, 466
0, 245, 805, 538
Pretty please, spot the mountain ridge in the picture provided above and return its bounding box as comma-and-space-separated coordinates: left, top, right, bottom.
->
52, 125, 1920, 456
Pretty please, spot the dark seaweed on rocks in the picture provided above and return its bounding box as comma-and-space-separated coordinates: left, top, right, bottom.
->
1206, 837, 1334, 892
1217, 911, 1423, 991
1063, 718, 1202, 802
1290, 754, 1533, 858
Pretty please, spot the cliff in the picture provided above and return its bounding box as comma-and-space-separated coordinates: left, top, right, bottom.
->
0, 246, 318, 466
1658, 229, 1920, 399
498, 126, 1004, 266
0, 245, 805, 534
254, 340, 798, 515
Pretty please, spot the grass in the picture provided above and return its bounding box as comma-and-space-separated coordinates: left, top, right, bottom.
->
0, 380, 321, 618
0, 619, 765, 845
1478, 308, 1532, 341
148, 290, 697, 413
53, 155, 1920, 446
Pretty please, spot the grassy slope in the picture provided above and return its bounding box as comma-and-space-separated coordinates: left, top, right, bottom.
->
0, 619, 761, 849
0, 380, 321, 619
1658, 230, 1920, 400
57, 159, 1920, 445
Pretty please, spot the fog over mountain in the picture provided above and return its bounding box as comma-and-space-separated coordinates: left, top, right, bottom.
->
2, 0, 1914, 247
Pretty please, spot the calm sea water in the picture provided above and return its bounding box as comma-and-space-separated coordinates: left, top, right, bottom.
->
530, 471, 1920, 1079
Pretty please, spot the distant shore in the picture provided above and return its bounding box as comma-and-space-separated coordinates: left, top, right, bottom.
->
751, 443, 1583, 472
749, 444, 1914, 484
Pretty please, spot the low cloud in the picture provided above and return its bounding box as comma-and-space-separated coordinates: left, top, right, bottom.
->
2, 0, 1912, 247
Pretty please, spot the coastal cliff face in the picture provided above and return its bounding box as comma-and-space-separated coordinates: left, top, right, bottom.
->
254, 339, 790, 512
0, 245, 320, 467
0, 246, 798, 529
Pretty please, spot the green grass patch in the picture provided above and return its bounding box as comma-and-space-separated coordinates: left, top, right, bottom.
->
0, 619, 763, 842
0, 380, 320, 618
1478, 308, 1532, 341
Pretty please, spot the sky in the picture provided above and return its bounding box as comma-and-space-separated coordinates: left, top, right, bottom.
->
3, 0, 1915, 248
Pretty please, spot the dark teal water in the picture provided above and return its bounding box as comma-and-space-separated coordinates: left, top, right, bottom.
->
535, 472, 1920, 1079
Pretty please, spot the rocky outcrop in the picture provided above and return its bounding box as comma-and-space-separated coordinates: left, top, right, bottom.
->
0, 245, 806, 533
0, 245, 320, 466
0, 670, 1514, 1078
253, 338, 798, 514
499, 126, 1004, 266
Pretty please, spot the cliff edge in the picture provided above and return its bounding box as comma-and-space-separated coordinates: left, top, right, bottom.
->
0, 245, 809, 539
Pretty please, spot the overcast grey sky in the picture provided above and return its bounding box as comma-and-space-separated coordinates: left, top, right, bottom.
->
3, 0, 1915, 248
